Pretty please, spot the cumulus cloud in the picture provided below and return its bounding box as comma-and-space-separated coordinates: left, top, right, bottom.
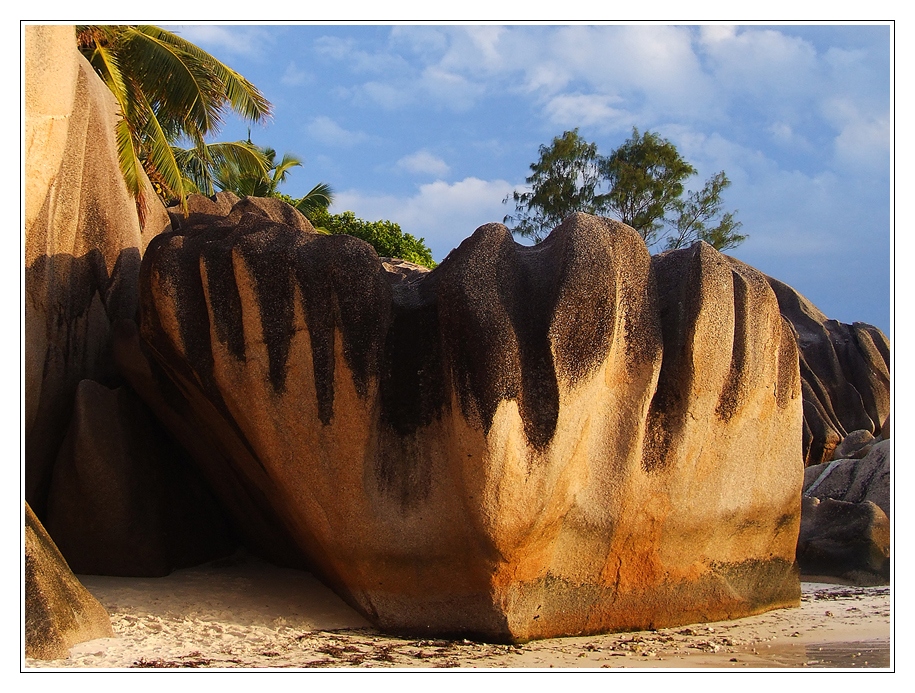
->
281, 61, 312, 86
305, 116, 372, 147
543, 93, 632, 130
396, 150, 450, 177
698, 25, 819, 102
170, 25, 272, 60
331, 177, 516, 260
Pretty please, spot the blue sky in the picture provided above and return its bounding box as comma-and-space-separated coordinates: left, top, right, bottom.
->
171, 23, 891, 334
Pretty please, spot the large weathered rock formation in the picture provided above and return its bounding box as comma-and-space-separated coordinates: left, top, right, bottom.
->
766, 277, 890, 466
135, 206, 804, 642
24, 25, 170, 516
25, 24, 233, 592
25, 503, 113, 660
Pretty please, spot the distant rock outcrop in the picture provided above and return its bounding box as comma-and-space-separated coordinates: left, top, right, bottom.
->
765, 276, 889, 467
25, 503, 112, 660
135, 208, 803, 642
803, 439, 890, 517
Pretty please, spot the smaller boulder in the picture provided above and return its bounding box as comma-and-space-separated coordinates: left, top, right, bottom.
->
804, 439, 890, 517
832, 429, 876, 461
797, 496, 889, 585
25, 502, 113, 660
167, 191, 240, 229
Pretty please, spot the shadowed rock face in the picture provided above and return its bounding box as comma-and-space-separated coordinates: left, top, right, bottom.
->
796, 497, 889, 585
765, 277, 890, 466
24, 25, 171, 516
44, 380, 236, 577
137, 208, 803, 642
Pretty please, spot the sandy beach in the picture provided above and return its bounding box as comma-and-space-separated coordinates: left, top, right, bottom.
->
24, 552, 891, 671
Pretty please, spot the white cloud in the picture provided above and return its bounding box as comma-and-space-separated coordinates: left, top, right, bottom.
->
418, 66, 485, 112
544, 93, 632, 130
360, 82, 407, 110
396, 150, 450, 177
170, 25, 271, 60
305, 116, 371, 147
280, 61, 312, 87
698, 26, 819, 100
314, 35, 410, 74
331, 177, 516, 260
833, 113, 890, 173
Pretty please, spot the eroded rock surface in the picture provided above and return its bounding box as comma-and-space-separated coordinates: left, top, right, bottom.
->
797, 497, 890, 585
766, 276, 890, 466
25, 503, 113, 660
24, 25, 170, 516
136, 208, 803, 642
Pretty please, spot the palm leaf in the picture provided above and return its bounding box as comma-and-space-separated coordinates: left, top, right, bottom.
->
120, 26, 220, 141
136, 90, 188, 211
77, 24, 274, 212
269, 153, 303, 194
133, 25, 271, 129
294, 182, 334, 216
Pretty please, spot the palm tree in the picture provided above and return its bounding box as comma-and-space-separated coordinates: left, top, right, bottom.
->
293, 182, 334, 216
76, 25, 272, 217
172, 140, 270, 198
215, 146, 302, 198
213, 143, 335, 214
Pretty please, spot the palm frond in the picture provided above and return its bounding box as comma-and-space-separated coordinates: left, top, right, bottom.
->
136, 90, 188, 211
270, 153, 303, 193
77, 24, 274, 212
121, 26, 220, 141
134, 25, 271, 127
294, 182, 334, 215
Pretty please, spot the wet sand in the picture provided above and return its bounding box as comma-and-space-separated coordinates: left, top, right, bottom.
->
25, 553, 891, 670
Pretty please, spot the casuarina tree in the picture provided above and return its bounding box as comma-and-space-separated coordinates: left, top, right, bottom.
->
503, 129, 602, 243
504, 127, 746, 252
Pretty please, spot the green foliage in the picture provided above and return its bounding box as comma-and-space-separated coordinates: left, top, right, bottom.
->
305, 209, 436, 269
212, 142, 335, 215
171, 140, 269, 198
599, 128, 696, 246
504, 127, 747, 252
664, 172, 746, 251
76, 25, 271, 215
503, 129, 602, 243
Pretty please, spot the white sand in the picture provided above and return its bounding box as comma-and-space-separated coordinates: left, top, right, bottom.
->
25, 552, 891, 670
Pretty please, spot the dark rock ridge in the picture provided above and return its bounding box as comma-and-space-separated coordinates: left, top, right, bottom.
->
766, 276, 890, 467
135, 205, 804, 642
